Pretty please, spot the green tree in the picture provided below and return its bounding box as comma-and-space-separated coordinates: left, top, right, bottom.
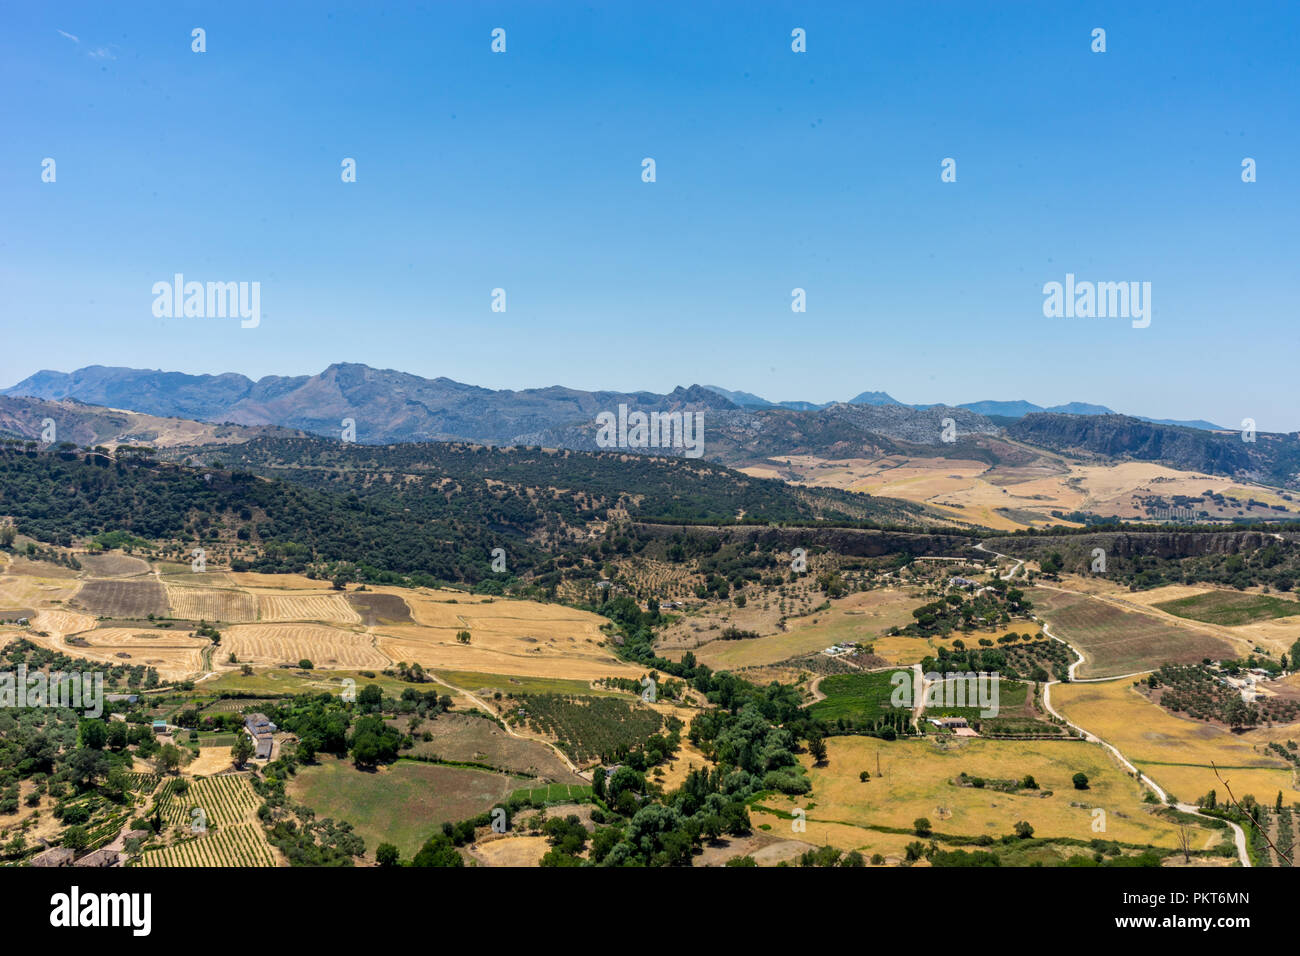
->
376, 843, 400, 867
1072, 772, 1089, 790
231, 733, 254, 769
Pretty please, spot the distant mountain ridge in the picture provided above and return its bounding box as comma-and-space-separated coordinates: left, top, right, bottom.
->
8, 364, 1282, 486
701, 386, 1225, 431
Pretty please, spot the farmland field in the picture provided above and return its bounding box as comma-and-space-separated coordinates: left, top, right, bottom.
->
137, 823, 277, 867
514, 695, 663, 764
1154, 590, 1300, 627
70, 578, 169, 618
288, 756, 522, 859
221, 623, 388, 669
257, 592, 362, 625
1050, 678, 1300, 808
58, 626, 207, 680
346, 591, 413, 624
510, 782, 593, 804
754, 736, 1221, 855
1032, 587, 1236, 678
156, 773, 261, 827
810, 670, 911, 725
387, 712, 584, 781
680, 588, 923, 671
165, 583, 259, 623
77, 553, 152, 577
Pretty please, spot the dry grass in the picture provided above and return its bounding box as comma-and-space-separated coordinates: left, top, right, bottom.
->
1052, 678, 1300, 807
757, 735, 1219, 852
470, 835, 551, 866
685, 588, 922, 671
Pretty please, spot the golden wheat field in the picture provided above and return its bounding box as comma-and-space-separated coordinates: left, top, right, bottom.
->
0, 572, 79, 608
165, 583, 259, 623
256, 592, 362, 625
221, 623, 388, 669
29, 608, 97, 637
61, 626, 207, 680
742, 455, 1300, 531
1051, 678, 1300, 807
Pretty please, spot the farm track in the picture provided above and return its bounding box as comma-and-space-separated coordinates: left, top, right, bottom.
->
425, 673, 586, 777
976, 545, 1252, 866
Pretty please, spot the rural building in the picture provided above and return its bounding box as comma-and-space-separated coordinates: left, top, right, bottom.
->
72, 848, 121, 867
151, 720, 167, 734
106, 693, 138, 704
29, 847, 74, 867
244, 713, 277, 734
948, 576, 978, 589
928, 716, 969, 729
244, 713, 277, 760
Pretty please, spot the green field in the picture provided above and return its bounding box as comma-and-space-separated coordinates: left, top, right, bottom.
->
203, 667, 426, 698
510, 783, 593, 805
287, 756, 525, 860
809, 670, 911, 723
435, 670, 621, 697
198, 733, 238, 748
922, 677, 1059, 734
1154, 590, 1300, 627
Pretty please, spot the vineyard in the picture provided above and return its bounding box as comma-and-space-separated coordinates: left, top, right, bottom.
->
136, 823, 277, 867
515, 695, 663, 763
156, 773, 260, 827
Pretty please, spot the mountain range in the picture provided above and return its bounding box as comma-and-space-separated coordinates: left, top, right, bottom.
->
3, 363, 1294, 488
700, 386, 1225, 430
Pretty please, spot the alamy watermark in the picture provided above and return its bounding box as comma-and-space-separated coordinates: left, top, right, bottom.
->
595, 404, 704, 459
890, 670, 1000, 718
1042, 273, 1150, 328
1, 665, 103, 717
152, 274, 260, 328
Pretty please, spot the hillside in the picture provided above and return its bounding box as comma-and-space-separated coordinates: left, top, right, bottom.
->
0, 395, 302, 449
1008, 413, 1300, 489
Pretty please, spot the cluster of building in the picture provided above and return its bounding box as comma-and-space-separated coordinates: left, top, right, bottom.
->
30, 829, 149, 868
822, 642, 859, 657
1212, 666, 1275, 703
244, 712, 277, 760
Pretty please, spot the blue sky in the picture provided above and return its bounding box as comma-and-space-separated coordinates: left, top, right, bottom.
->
2, 2, 1297, 429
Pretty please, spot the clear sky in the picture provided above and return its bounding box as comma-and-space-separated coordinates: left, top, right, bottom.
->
2, 2, 1297, 429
